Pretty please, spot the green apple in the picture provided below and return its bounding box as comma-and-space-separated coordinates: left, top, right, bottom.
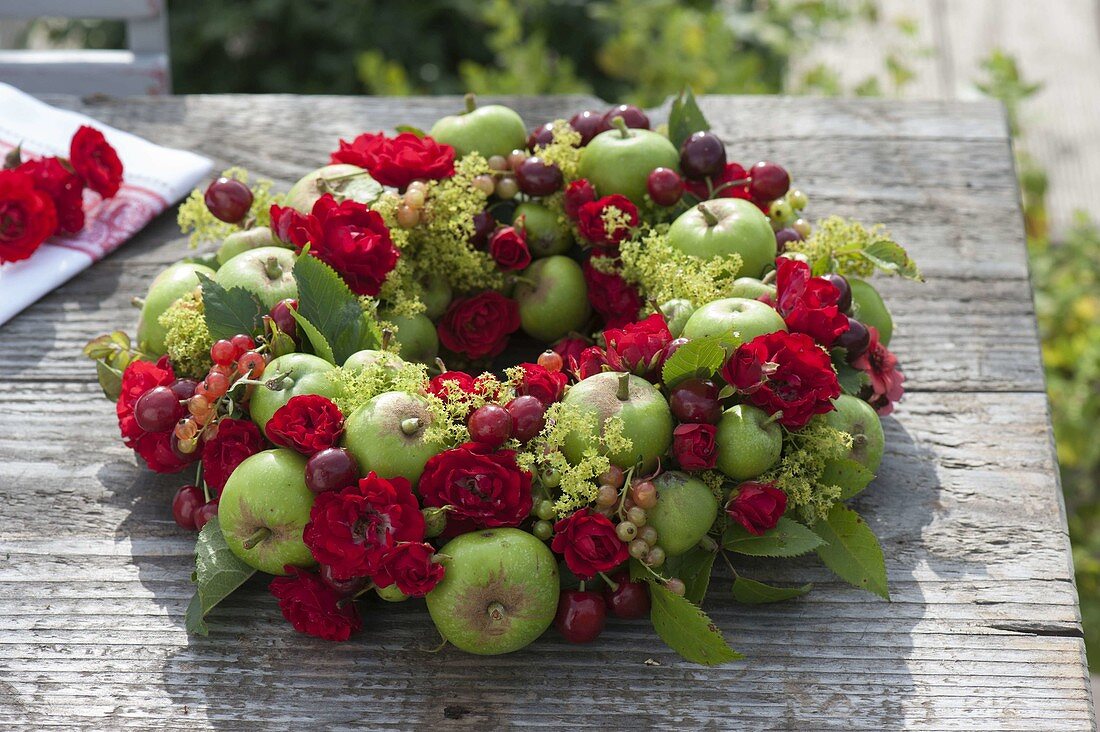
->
668, 199, 777, 279
426, 528, 559, 655
659, 298, 695, 338
514, 255, 591, 342
249, 353, 339, 438
382, 311, 439, 364
646, 471, 719, 556
136, 261, 216, 357
578, 122, 680, 205
824, 394, 885, 474
681, 297, 786, 347
376, 584, 409, 602
216, 226, 281, 266
343, 391, 446, 485
419, 274, 453, 320
215, 246, 298, 309
218, 449, 316, 575
561, 372, 673, 471
729, 276, 776, 300
849, 278, 893, 345
343, 348, 405, 374
428, 96, 527, 160
515, 202, 571, 257
283, 164, 383, 213
715, 404, 782, 481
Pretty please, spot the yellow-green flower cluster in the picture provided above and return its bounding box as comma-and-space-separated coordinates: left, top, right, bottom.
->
762, 417, 853, 525
532, 121, 582, 179
158, 291, 212, 378
787, 216, 886, 279
618, 227, 744, 307
326, 359, 430, 417
177, 167, 281, 249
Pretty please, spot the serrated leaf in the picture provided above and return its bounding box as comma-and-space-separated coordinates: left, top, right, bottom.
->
187, 516, 256, 635
83, 334, 116, 360
822, 457, 876, 500
731, 577, 813, 604
661, 336, 727, 387
834, 356, 871, 396
288, 308, 336, 364
95, 359, 123, 401
185, 592, 209, 636
197, 273, 265, 341
629, 557, 650, 582
813, 503, 889, 600
722, 517, 825, 557
663, 547, 716, 605
109, 330, 131, 350
668, 87, 710, 150
394, 124, 426, 137
649, 582, 741, 665
862, 239, 923, 281
293, 253, 381, 363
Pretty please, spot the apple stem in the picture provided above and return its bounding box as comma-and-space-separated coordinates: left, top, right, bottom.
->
130, 296, 145, 309
697, 203, 719, 227
242, 527, 271, 550
434, 357, 448, 375
381, 328, 394, 351
762, 410, 783, 426
264, 256, 283, 280
486, 601, 506, 623
464, 93, 477, 114
762, 269, 777, 285
599, 571, 619, 592
512, 275, 538, 289
610, 115, 631, 139
616, 372, 631, 401
400, 417, 422, 435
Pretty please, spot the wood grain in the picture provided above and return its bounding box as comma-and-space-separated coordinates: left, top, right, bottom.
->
0, 94, 1090, 730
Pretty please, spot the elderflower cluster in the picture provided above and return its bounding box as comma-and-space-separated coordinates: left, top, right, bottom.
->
762, 417, 854, 524
786, 216, 885, 279
158, 291, 212, 378
531, 121, 583, 179
618, 227, 743, 307
177, 167, 281, 249
326, 360, 430, 417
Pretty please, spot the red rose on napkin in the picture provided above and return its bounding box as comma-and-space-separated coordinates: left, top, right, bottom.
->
0, 170, 57, 264
70, 125, 123, 198
17, 157, 85, 234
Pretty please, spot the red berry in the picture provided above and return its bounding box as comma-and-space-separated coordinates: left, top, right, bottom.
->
514, 157, 563, 197
527, 122, 557, 151
506, 395, 546, 443
230, 334, 255, 353
774, 227, 802, 253
169, 432, 201, 463
569, 110, 607, 145
171, 485, 204, 531
679, 131, 727, 180
537, 349, 564, 373
470, 210, 496, 249
210, 339, 236, 366
237, 351, 266, 378
748, 161, 790, 202
603, 104, 650, 130
467, 404, 514, 448
668, 378, 722, 424
134, 386, 183, 433
305, 447, 360, 494
604, 572, 651, 619
554, 589, 607, 643
204, 177, 253, 224
647, 167, 685, 206
199, 371, 230, 400
268, 298, 299, 338
820, 273, 852, 313
837, 317, 871, 361
320, 564, 368, 596
192, 500, 219, 531
169, 378, 198, 401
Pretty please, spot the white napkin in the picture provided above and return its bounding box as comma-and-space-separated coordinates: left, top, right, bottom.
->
0, 82, 212, 326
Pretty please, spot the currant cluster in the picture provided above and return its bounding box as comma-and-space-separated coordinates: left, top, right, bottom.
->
395, 180, 430, 228
593, 467, 667, 569
470, 147, 565, 203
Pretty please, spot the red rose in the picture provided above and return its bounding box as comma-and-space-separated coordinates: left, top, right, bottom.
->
373, 542, 445, 597
726, 482, 787, 535
489, 225, 531, 271
331, 131, 455, 189
304, 472, 425, 580
775, 258, 849, 347
724, 331, 840, 429
17, 157, 84, 234
266, 394, 344, 455
552, 336, 589, 372
270, 194, 399, 296
69, 125, 123, 198
603, 313, 673, 379
720, 347, 765, 392
563, 179, 597, 219
583, 254, 643, 329
672, 423, 718, 471
116, 359, 190, 474
437, 291, 520, 360
572, 346, 608, 380
428, 370, 478, 403
685, 162, 751, 203
577, 194, 639, 248
514, 362, 567, 406
0, 169, 57, 263
201, 418, 265, 494
550, 508, 629, 580
269, 566, 362, 641
418, 442, 533, 529
852, 326, 905, 416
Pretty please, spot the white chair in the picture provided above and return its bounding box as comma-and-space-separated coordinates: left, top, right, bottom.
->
0, 0, 170, 96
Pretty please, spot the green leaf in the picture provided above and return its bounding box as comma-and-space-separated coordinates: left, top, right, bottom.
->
187, 516, 256, 635
661, 336, 727, 387
649, 582, 741, 665
731, 577, 813, 604
834, 357, 871, 396
667, 87, 710, 150
95, 359, 123, 401
722, 517, 825, 557
862, 239, 924, 281
664, 547, 716, 605
293, 253, 381, 363
394, 124, 426, 137
822, 458, 876, 500
629, 557, 650, 582
813, 503, 890, 600
288, 308, 336, 365
197, 273, 265, 341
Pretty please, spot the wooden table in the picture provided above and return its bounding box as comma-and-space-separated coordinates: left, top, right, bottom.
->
0, 95, 1093, 730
